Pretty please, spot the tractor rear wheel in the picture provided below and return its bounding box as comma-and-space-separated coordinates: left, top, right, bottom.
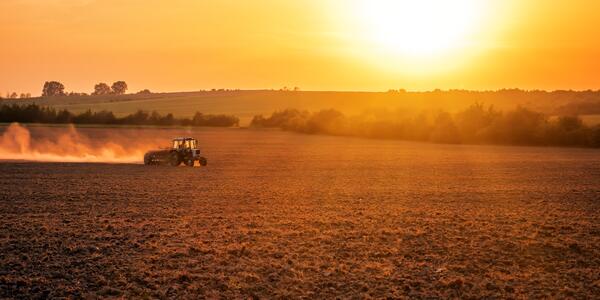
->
169, 153, 181, 166
184, 159, 194, 167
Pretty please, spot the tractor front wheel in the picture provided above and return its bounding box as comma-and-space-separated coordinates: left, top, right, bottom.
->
198, 157, 207, 167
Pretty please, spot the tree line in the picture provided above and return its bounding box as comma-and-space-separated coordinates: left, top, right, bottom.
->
251, 104, 600, 148
0, 104, 239, 127
1, 92, 31, 99
41, 81, 131, 97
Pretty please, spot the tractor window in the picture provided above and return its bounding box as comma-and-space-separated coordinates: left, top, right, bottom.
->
173, 139, 197, 149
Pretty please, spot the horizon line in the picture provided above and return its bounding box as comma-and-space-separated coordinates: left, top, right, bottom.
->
6, 87, 600, 99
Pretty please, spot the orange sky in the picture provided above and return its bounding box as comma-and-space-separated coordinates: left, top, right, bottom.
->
2, 0, 600, 95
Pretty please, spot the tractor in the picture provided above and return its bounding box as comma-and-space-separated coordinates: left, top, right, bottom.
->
144, 137, 207, 167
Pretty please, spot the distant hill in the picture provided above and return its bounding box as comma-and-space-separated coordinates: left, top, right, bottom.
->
3, 89, 600, 125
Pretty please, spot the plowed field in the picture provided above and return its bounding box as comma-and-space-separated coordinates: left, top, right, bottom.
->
1, 127, 599, 298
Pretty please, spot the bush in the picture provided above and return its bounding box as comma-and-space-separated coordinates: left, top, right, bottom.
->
251, 105, 599, 148
0, 104, 239, 127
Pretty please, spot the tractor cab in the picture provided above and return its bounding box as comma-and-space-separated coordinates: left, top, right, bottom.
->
172, 137, 198, 150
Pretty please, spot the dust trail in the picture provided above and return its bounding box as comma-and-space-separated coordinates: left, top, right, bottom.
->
0, 123, 157, 163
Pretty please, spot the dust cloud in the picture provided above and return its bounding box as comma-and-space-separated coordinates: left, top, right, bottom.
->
0, 123, 159, 163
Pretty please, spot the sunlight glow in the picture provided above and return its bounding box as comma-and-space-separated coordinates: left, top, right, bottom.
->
354, 0, 488, 57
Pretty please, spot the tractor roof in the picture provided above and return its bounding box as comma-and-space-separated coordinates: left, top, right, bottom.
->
173, 137, 196, 141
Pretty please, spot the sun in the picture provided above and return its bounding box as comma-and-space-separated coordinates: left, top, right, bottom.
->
353, 0, 487, 57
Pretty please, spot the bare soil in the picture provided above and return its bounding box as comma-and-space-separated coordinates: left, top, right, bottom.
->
0, 127, 599, 298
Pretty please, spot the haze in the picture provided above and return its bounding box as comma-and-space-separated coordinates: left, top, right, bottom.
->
2, 0, 600, 95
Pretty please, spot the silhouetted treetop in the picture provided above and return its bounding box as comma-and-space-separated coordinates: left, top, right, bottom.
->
111, 81, 128, 95
137, 89, 152, 95
93, 83, 111, 95
42, 81, 65, 97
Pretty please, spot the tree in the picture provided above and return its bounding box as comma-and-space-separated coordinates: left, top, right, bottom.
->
10, 92, 18, 99
93, 83, 111, 95
137, 89, 152, 95
111, 81, 128, 95
42, 81, 65, 97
